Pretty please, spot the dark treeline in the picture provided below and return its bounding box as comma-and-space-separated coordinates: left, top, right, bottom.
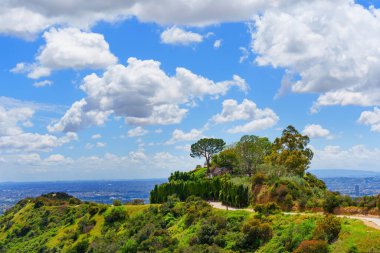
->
150, 172, 249, 208
219, 181, 249, 208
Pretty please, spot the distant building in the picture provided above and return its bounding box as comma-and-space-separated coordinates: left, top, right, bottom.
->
355, 185, 360, 196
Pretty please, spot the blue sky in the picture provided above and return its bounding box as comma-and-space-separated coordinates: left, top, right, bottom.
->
1, 0, 380, 181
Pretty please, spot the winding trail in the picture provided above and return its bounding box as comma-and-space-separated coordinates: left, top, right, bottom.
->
209, 201, 380, 230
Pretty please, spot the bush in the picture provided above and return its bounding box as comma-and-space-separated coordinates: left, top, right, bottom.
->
33, 200, 44, 209
77, 217, 96, 234
104, 207, 128, 223
323, 192, 340, 213
293, 240, 328, 253
313, 215, 341, 243
240, 218, 272, 250
113, 199, 122, 206
254, 202, 280, 216
88, 204, 99, 216
130, 199, 144, 205
122, 239, 138, 253
198, 221, 218, 245
72, 240, 89, 253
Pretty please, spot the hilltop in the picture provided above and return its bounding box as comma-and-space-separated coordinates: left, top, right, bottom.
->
1, 126, 380, 252
1, 192, 380, 253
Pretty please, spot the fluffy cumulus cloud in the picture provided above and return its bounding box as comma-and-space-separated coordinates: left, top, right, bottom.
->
302, 124, 331, 139
0, 1, 271, 38
311, 145, 380, 171
167, 129, 203, 144
49, 57, 247, 132
0, 106, 77, 153
161, 27, 203, 45
358, 107, 380, 132
211, 99, 279, 133
0, 106, 34, 136
251, 0, 380, 111
128, 126, 148, 137
12, 28, 117, 79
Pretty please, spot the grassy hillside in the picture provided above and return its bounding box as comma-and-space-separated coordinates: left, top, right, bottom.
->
1, 193, 379, 253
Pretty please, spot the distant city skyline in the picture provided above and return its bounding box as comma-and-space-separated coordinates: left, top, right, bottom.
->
1, 0, 380, 181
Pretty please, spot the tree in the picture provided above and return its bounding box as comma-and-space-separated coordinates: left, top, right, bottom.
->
266, 125, 313, 176
236, 135, 271, 177
190, 138, 225, 173
212, 148, 238, 172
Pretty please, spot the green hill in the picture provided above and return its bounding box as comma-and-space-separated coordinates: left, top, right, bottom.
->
1, 192, 380, 253
1, 126, 380, 252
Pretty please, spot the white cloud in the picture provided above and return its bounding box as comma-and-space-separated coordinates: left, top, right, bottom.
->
161, 26, 203, 45
12, 27, 117, 79
48, 99, 111, 132
0, 132, 77, 153
175, 144, 191, 151
50, 57, 247, 132
0, 1, 270, 39
358, 107, 380, 132
311, 145, 380, 171
239, 47, 249, 63
0, 106, 77, 153
0, 106, 34, 136
213, 39, 222, 49
128, 126, 148, 137
44, 154, 72, 164
0, 96, 65, 113
0, 6, 50, 40
33, 80, 53, 88
91, 134, 102, 139
303, 124, 331, 139
167, 129, 203, 144
96, 142, 106, 148
211, 99, 279, 133
251, 0, 380, 110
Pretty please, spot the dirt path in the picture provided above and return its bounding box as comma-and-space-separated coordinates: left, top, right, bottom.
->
209, 201, 380, 230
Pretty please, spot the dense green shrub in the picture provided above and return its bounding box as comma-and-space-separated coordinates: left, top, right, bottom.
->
313, 215, 341, 243
239, 218, 272, 250
254, 203, 280, 216
104, 207, 128, 224
323, 192, 340, 213
293, 240, 328, 253
88, 204, 99, 216
71, 240, 89, 253
122, 239, 138, 253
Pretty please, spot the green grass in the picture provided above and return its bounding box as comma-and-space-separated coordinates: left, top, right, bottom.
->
331, 218, 380, 253
192, 167, 207, 178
